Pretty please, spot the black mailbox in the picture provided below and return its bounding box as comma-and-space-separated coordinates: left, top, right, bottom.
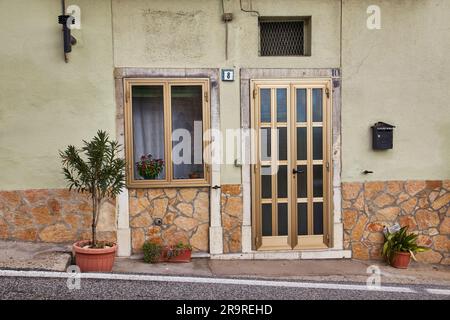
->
372, 122, 395, 150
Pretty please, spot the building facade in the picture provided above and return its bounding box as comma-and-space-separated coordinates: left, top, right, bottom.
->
0, 0, 449, 264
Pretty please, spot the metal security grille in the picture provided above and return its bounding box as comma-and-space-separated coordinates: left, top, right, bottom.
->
259, 20, 304, 56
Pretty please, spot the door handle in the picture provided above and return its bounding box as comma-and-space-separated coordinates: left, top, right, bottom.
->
292, 168, 304, 174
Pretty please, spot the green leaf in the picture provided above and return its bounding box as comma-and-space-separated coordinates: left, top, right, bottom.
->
59, 130, 126, 245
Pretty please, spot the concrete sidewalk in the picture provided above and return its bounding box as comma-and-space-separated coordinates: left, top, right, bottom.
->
0, 240, 71, 271
113, 256, 450, 286
0, 240, 448, 286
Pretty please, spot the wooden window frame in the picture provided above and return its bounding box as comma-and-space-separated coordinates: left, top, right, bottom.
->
124, 78, 211, 188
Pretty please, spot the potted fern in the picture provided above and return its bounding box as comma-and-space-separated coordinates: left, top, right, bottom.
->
382, 225, 429, 269
60, 130, 125, 272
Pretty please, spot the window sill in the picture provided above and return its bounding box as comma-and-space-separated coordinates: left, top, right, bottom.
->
127, 181, 211, 189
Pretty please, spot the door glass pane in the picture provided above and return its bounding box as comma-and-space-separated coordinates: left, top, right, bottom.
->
313, 165, 323, 197
278, 127, 287, 161
296, 165, 307, 198
277, 88, 287, 122
313, 127, 323, 160
296, 88, 307, 122
261, 166, 272, 199
313, 202, 323, 235
260, 89, 271, 122
277, 165, 288, 198
297, 127, 307, 160
297, 203, 308, 236
278, 203, 288, 236
312, 88, 323, 122
132, 85, 166, 180
260, 128, 271, 161
262, 204, 272, 236
171, 86, 204, 180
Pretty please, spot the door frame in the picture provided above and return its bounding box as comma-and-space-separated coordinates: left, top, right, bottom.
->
250, 78, 333, 251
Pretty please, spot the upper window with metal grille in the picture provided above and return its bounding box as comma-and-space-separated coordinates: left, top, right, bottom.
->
259, 18, 309, 56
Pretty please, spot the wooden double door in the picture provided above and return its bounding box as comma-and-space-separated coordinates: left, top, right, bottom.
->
251, 79, 332, 250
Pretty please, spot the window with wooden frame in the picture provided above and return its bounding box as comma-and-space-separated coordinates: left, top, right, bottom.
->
124, 79, 211, 188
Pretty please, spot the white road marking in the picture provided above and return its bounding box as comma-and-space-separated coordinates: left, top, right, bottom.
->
0, 269, 419, 293
425, 288, 450, 296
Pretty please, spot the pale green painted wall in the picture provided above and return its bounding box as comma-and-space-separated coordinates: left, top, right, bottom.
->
342, 0, 450, 181
1, 0, 449, 190
0, 0, 115, 190
112, 0, 341, 184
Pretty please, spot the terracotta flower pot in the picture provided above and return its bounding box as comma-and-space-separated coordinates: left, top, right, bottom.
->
160, 247, 192, 263
390, 251, 411, 269
73, 240, 117, 272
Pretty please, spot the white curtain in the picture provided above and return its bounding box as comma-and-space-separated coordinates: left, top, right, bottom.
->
132, 96, 165, 180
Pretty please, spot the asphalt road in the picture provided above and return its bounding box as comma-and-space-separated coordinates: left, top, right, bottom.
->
0, 271, 449, 300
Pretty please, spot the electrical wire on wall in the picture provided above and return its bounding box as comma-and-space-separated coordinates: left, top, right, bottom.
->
239, 0, 260, 17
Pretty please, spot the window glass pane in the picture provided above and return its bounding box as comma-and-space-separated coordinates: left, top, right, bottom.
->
313, 127, 323, 160
262, 204, 272, 236
297, 127, 307, 160
260, 89, 271, 122
278, 203, 288, 236
313, 202, 323, 235
277, 165, 288, 198
260, 128, 271, 161
297, 203, 308, 236
296, 165, 307, 198
313, 165, 323, 197
312, 88, 323, 122
171, 85, 204, 180
261, 166, 272, 199
276, 88, 287, 122
132, 85, 166, 180
278, 127, 287, 161
296, 89, 307, 122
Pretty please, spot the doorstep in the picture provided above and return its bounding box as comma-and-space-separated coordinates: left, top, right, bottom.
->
211, 249, 352, 260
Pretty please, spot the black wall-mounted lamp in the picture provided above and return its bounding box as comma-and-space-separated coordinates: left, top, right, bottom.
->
58, 0, 76, 63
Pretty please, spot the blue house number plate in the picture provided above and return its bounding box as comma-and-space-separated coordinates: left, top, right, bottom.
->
221, 69, 234, 81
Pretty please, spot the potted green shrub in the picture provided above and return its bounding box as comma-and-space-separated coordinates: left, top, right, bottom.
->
382, 225, 429, 269
60, 130, 125, 272
142, 241, 163, 264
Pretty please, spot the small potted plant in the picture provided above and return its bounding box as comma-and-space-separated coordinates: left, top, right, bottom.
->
142, 240, 192, 263
60, 130, 125, 272
136, 154, 164, 180
188, 170, 202, 179
382, 225, 429, 269
162, 242, 193, 263
142, 240, 163, 264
